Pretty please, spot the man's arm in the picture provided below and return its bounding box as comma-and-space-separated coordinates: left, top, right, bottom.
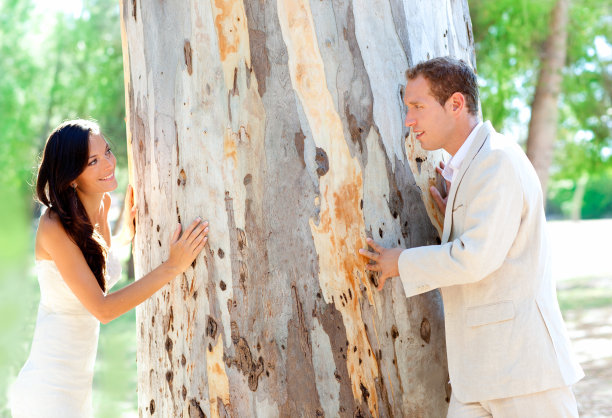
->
361, 149, 523, 296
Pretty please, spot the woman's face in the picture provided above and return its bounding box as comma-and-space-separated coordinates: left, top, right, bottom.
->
74, 132, 118, 195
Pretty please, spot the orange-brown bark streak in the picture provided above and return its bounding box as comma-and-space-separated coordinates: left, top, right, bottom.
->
211, 0, 251, 89
278, 0, 379, 415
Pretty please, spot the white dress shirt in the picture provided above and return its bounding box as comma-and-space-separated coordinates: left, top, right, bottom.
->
442, 121, 484, 183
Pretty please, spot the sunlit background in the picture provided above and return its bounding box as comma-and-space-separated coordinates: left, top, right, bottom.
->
1, 0, 610, 416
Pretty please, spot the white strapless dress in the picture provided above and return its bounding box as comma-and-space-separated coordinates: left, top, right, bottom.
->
10, 250, 121, 418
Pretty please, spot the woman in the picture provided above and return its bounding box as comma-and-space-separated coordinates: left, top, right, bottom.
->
9, 120, 208, 417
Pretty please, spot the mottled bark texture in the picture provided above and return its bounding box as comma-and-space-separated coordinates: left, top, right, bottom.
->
526, 0, 569, 200
120, 1, 475, 416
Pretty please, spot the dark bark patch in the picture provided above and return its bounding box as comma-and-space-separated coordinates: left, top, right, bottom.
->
345, 107, 364, 153
165, 337, 173, 358
225, 337, 264, 391
359, 381, 370, 404
230, 321, 239, 344
367, 271, 379, 288
291, 284, 310, 355
294, 130, 306, 168
237, 228, 247, 251
354, 406, 365, 418
420, 317, 431, 344
391, 325, 399, 340
248, 28, 270, 96
184, 40, 193, 75
217, 248, 225, 258
239, 261, 248, 289
165, 370, 173, 392
243, 174, 252, 185
206, 316, 217, 339
131, 0, 137, 20
188, 399, 206, 418
149, 399, 155, 414
182, 385, 187, 400
178, 169, 187, 186
315, 147, 329, 176
219, 280, 227, 291
415, 157, 424, 174
163, 306, 174, 334
230, 67, 239, 96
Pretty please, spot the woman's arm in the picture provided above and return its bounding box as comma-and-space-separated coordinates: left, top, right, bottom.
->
39, 213, 208, 324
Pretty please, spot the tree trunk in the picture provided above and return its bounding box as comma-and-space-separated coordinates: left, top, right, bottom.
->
526, 0, 570, 201
120, 1, 475, 416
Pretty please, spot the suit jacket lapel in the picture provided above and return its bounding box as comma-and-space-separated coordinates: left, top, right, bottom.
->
441, 121, 494, 243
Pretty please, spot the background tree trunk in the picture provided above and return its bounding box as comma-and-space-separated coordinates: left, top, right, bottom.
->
120, 1, 475, 416
526, 0, 570, 201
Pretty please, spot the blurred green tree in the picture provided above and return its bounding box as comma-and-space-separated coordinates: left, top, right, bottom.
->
0, 0, 130, 416
471, 0, 612, 218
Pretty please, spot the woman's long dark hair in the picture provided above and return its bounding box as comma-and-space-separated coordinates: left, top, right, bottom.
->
36, 120, 108, 292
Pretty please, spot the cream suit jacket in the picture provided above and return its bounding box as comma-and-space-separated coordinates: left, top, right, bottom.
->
398, 122, 583, 403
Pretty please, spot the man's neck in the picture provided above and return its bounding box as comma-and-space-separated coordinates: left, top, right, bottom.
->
446, 116, 480, 156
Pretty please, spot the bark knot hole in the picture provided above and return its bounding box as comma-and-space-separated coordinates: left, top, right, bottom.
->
420, 317, 431, 344
315, 147, 329, 176
206, 316, 218, 339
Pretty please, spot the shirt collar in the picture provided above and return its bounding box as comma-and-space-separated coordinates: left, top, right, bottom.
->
442, 121, 484, 182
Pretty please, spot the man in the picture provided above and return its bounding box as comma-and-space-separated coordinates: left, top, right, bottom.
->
359, 57, 583, 417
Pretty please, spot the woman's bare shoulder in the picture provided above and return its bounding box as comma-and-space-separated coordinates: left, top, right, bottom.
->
37, 209, 69, 243
36, 210, 67, 260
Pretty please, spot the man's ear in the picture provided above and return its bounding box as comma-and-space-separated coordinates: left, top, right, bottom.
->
448, 92, 465, 114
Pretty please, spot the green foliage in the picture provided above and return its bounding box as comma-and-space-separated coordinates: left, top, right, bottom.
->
548, 168, 612, 219
0, 0, 129, 415
471, 0, 612, 218
0, 0, 42, 197
470, 0, 554, 130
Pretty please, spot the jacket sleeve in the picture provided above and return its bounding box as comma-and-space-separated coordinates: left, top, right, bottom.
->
398, 148, 524, 298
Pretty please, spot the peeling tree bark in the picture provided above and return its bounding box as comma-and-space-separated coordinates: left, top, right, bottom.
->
526, 0, 570, 201
120, 1, 475, 416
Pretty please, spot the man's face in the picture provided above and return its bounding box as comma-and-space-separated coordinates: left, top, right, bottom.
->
403, 75, 454, 152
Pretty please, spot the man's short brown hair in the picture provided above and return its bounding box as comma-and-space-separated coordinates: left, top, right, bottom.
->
406, 57, 479, 115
